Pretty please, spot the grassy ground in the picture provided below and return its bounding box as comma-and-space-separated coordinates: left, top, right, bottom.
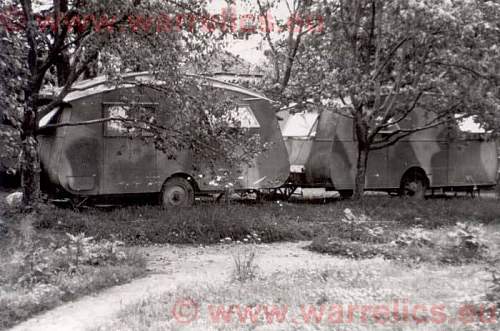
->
90, 255, 498, 331
80, 196, 499, 330
29, 196, 500, 246
2, 193, 499, 329
0, 196, 147, 329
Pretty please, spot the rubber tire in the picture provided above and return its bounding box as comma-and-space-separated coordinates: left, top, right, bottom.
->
160, 177, 195, 208
400, 173, 427, 199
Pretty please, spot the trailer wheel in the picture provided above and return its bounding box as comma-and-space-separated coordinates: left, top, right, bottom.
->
400, 171, 427, 199
161, 177, 195, 208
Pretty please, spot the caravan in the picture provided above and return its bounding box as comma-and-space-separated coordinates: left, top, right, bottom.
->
38, 73, 290, 207
280, 108, 498, 198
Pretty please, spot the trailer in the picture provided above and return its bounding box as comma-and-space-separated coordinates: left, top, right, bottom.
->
37, 73, 290, 207
279, 108, 498, 199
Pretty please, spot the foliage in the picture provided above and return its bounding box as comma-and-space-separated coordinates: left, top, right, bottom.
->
309, 202, 490, 264
394, 222, 490, 264
309, 208, 389, 259
310, 210, 387, 259
394, 225, 434, 248
444, 222, 489, 260
0, 22, 25, 173
311, 217, 492, 264
340, 208, 385, 243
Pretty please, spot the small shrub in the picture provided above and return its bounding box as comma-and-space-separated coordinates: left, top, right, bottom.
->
337, 208, 389, 243
223, 233, 260, 282
232, 249, 258, 282
309, 232, 330, 254
340, 208, 371, 241
394, 225, 434, 248
309, 209, 392, 259
444, 222, 489, 261
393, 222, 490, 264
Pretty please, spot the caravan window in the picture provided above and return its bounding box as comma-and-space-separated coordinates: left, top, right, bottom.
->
38, 107, 63, 136
39, 108, 61, 128
103, 103, 158, 137
282, 112, 319, 137
207, 105, 260, 129
457, 116, 485, 133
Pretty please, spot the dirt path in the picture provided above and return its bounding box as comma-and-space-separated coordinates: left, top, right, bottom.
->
9, 241, 341, 331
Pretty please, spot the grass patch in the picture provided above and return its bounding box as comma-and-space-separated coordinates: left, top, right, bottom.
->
28, 196, 500, 246
0, 208, 146, 329
90, 259, 498, 330
231, 243, 259, 283
309, 208, 496, 264
32, 203, 318, 245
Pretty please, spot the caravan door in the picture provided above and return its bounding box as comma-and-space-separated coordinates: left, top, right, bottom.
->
101, 102, 159, 194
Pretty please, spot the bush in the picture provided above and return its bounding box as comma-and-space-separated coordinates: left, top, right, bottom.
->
395, 222, 490, 264
394, 225, 434, 248
309, 209, 393, 259
443, 222, 489, 260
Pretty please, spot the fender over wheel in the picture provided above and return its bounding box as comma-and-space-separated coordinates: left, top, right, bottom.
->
400, 171, 428, 199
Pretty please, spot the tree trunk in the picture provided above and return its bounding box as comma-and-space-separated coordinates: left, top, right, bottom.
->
20, 136, 40, 207
56, 52, 71, 86
353, 110, 370, 200
353, 145, 369, 200
20, 0, 42, 208
20, 96, 41, 207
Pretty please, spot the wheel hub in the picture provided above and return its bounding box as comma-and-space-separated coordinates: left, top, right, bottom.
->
165, 186, 186, 205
